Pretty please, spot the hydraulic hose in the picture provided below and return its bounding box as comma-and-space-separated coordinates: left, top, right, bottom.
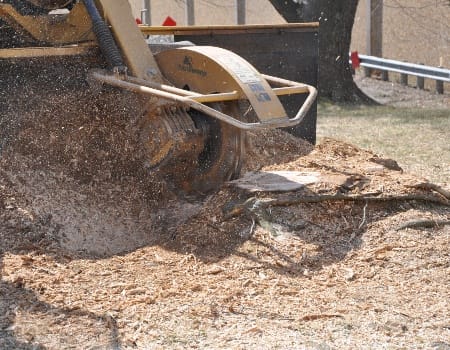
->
83, 0, 127, 73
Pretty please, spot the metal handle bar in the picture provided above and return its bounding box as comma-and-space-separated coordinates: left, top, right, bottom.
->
90, 70, 317, 131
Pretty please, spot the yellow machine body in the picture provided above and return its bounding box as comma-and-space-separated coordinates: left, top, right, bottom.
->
155, 46, 287, 122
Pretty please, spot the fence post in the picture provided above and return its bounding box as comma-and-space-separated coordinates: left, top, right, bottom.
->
186, 0, 195, 25
370, 0, 383, 58
366, 0, 383, 76
236, 0, 246, 24
141, 0, 151, 25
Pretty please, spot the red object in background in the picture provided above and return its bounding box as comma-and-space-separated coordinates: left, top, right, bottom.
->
162, 16, 177, 26
350, 51, 360, 69
135, 18, 142, 25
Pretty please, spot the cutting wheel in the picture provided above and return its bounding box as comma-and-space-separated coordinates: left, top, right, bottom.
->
140, 102, 245, 195
186, 102, 245, 194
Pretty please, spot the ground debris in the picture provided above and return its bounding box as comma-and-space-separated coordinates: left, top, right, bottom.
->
1, 90, 449, 348
300, 314, 344, 321
396, 219, 450, 231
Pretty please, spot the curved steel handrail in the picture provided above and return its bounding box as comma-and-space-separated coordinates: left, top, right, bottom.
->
90, 70, 317, 131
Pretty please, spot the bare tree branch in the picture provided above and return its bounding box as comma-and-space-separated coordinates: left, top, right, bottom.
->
224, 192, 449, 219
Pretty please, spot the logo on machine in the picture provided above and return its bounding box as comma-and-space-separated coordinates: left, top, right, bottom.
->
178, 55, 207, 77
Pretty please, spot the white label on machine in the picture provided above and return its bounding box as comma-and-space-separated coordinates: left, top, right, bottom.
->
204, 47, 261, 84
210, 50, 272, 102
218, 55, 260, 84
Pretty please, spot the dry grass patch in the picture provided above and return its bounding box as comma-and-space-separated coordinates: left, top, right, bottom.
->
317, 103, 450, 184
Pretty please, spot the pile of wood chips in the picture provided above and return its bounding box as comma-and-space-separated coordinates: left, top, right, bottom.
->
1, 119, 449, 348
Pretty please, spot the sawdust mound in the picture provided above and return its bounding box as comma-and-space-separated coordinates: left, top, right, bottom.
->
1, 61, 449, 349
1, 60, 170, 256
0, 56, 445, 258
0, 82, 442, 258
0, 119, 312, 258
0, 58, 316, 257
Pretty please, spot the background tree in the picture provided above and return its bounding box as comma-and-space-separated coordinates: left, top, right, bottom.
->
269, 0, 375, 104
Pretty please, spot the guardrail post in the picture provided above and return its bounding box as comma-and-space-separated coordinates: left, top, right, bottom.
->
416, 63, 425, 89
436, 61, 444, 94
400, 73, 408, 86
436, 80, 444, 94
381, 70, 388, 81
417, 76, 424, 89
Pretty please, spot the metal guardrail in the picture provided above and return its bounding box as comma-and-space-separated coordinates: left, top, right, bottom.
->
358, 54, 450, 82
352, 53, 449, 94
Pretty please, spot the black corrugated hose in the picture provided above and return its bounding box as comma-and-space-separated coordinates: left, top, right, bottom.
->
83, 0, 127, 74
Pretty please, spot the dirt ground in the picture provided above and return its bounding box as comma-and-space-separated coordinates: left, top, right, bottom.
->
354, 72, 450, 110
1, 61, 449, 349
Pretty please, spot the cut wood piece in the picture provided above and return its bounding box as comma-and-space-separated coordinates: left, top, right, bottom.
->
230, 171, 320, 192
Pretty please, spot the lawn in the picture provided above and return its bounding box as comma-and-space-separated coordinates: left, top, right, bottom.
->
317, 103, 450, 184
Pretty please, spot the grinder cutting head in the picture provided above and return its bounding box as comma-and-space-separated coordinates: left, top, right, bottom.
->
0, 0, 317, 195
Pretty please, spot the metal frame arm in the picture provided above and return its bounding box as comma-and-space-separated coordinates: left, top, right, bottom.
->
90, 70, 317, 131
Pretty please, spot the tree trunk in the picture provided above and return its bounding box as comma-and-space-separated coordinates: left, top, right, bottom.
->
269, 0, 376, 104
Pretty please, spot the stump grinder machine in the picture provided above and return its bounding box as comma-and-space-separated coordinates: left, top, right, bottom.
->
0, 0, 317, 194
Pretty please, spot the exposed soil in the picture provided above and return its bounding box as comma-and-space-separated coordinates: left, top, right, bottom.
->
1, 61, 449, 349
354, 71, 450, 109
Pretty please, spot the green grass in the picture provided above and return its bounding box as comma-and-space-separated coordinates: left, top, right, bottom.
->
316, 102, 450, 184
